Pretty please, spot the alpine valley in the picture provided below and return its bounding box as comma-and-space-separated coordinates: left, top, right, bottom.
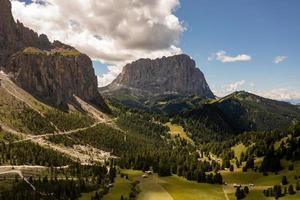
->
0, 0, 300, 200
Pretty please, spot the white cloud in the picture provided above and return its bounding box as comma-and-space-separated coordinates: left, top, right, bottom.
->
258, 88, 300, 102
97, 65, 122, 87
226, 80, 246, 92
11, 0, 184, 86
249, 82, 255, 87
273, 56, 288, 64
212, 81, 300, 104
213, 80, 247, 97
209, 50, 251, 63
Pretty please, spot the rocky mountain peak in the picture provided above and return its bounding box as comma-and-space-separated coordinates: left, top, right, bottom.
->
103, 54, 214, 99
0, 0, 107, 110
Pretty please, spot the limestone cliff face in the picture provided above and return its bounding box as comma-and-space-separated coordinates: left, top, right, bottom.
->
7, 49, 99, 105
103, 54, 214, 98
0, 0, 106, 109
0, 0, 51, 66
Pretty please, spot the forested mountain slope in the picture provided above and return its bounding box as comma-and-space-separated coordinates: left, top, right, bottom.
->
213, 91, 300, 132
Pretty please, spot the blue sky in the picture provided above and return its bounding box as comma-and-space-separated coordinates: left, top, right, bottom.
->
93, 0, 300, 100
16, 0, 300, 99
173, 0, 300, 98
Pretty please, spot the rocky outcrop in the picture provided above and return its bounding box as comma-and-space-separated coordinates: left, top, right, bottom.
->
102, 54, 214, 98
7, 49, 99, 105
0, 0, 51, 66
0, 0, 107, 109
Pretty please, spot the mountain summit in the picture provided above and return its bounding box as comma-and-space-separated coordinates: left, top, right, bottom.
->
101, 54, 214, 100
0, 0, 106, 109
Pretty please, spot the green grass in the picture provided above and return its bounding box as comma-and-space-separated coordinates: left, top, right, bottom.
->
160, 175, 225, 200
222, 170, 263, 185
80, 176, 131, 200
228, 189, 300, 200
53, 48, 81, 56
222, 160, 300, 187
0, 180, 15, 192
165, 122, 193, 143
0, 88, 55, 134
103, 170, 225, 200
274, 135, 290, 150
79, 192, 96, 200
255, 160, 300, 186
228, 190, 271, 200
23, 47, 81, 57
281, 193, 300, 199
44, 109, 95, 131
231, 143, 247, 160
158, 101, 167, 105
121, 169, 144, 179
23, 47, 44, 55
91, 170, 142, 200
103, 175, 132, 200
0, 129, 20, 143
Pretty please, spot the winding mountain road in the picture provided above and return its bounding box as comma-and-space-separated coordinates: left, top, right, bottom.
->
11, 122, 102, 144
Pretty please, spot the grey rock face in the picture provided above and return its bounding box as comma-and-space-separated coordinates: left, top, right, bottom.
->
105, 54, 214, 98
0, 0, 105, 108
7, 51, 99, 105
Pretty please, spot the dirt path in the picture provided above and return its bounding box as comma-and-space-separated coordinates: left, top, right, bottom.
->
74, 95, 123, 131
74, 96, 109, 123
137, 175, 174, 200
12, 122, 101, 144
0, 72, 118, 164
0, 165, 68, 170
0, 122, 115, 164
222, 185, 230, 200
0, 72, 116, 132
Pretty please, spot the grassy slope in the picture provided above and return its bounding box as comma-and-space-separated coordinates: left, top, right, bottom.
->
160, 176, 224, 200
274, 135, 290, 150
228, 187, 300, 200
101, 170, 225, 200
224, 160, 300, 200
231, 143, 247, 160
255, 160, 300, 186
165, 122, 193, 143
0, 84, 95, 134
214, 91, 300, 132
0, 88, 55, 134
87, 170, 143, 200
228, 190, 271, 200
80, 176, 132, 200
102, 177, 131, 200
222, 160, 300, 186
44, 108, 95, 131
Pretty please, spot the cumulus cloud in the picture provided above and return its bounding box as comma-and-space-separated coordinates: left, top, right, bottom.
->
212, 81, 300, 104
226, 80, 246, 92
97, 65, 122, 87
11, 0, 184, 86
212, 80, 247, 97
259, 88, 300, 102
209, 50, 251, 63
273, 56, 288, 64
